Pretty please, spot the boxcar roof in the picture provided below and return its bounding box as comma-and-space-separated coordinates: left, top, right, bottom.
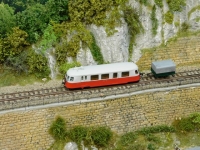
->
151, 59, 176, 74
67, 62, 138, 76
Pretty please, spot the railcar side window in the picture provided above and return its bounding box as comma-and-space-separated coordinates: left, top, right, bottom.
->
91, 75, 99, 80
113, 73, 117, 78
122, 71, 129, 77
81, 76, 83, 80
101, 74, 109, 79
135, 70, 138, 74
70, 77, 74, 81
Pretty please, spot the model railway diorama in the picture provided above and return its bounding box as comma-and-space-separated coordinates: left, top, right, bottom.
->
62, 60, 176, 89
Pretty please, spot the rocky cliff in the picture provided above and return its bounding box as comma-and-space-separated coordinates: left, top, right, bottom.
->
76, 0, 200, 65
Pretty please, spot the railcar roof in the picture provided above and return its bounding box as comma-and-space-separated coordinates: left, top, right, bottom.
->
152, 59, 176, 68
151, 59, 176, 74
67, 62, 138, 76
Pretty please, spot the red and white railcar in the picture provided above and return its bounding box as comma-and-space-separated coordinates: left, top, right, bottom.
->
63, 62, 140, 89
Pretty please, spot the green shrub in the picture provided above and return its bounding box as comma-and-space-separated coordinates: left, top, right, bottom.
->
127, 144, 146, 150
49, 116, 67, 141
53, 22, 93, 65
190, 113, 200, 124
39, 24, 57, 54
174, 22, 180, 27
119, 131, 138, 146
59, 62, 81, 75
164, 11, 174, 24
166, 0, 186, 12
154, 0, 163, 8
151, 5, 158, 35
137, 0, 148, 6
181, 22, 190, 32
145, 133, 160, 143
91, 126, 113, 147
90, 33, 104, 64
173, 117, 195, 132
147, 143, 156, 150
173, 113, 200, 132
137, 125, 175, 135
68, 126, 88, 146
123, 6, 144, 60
0, 27, 29, 63
4, 51, 28, 74
27, 49, 50, 78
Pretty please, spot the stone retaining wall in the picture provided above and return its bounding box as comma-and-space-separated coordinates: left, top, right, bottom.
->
0, 86, 200, 149
137, 36, 200, 71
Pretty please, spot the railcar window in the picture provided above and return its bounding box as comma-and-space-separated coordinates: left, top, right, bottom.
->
91, 75, 99, 80
70, 77, 74, 81
122, 71, 129, 77
135, 70, 138, 74
101, 74, 109, 79
85, 76, 87, 80
81, 76, 83, 80
67, 76, 70, 81
113, 73, 117, 78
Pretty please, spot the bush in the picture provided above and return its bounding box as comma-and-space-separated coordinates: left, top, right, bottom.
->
173, 113, 200, 132
164, 11, 174, 24
154, 0, 163, 8
166, 0, 186, 12
127, 144, 146, 150
147, 143, 156, 150
26, 49, 50, 78
145, 133, 160, 143
137, 125, 175, 135
68, 126, 88, 146
151, 5, 158, 36
91, 126, 113, 147
119, 132, 138, 146
90, 33, 104, 64
49, 116, 67, 141
59, 62, 81, 75
181, 22, 190, 32
4, 51, 28, 74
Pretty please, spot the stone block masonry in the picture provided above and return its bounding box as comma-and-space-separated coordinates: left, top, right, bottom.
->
137, 35, 200, 71
0, 86, 200, 149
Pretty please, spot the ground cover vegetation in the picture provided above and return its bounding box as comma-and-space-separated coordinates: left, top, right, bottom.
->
49, 113, 200, 149
0, 0, 188, 86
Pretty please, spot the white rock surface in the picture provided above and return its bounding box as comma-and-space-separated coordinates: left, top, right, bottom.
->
76, 0, 200, 65
64, 142, 78, 150
88, 19, 129, 63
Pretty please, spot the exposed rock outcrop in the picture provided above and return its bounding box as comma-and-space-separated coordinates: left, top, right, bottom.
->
77, 0, 200, 65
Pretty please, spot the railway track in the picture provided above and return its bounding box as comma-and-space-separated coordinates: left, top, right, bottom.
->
0, 69, 200, 110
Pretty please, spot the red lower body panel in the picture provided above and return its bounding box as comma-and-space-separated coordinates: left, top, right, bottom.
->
65, 75, 140, 89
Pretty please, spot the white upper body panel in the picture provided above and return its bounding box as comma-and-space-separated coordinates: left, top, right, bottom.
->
67, 62, 138, 77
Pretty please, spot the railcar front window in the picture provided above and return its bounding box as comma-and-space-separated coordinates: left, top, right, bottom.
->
70, 77, 74, 81
67, 76, 70, 81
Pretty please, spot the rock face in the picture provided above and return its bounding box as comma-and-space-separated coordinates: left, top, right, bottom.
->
77, 0, 200, 65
